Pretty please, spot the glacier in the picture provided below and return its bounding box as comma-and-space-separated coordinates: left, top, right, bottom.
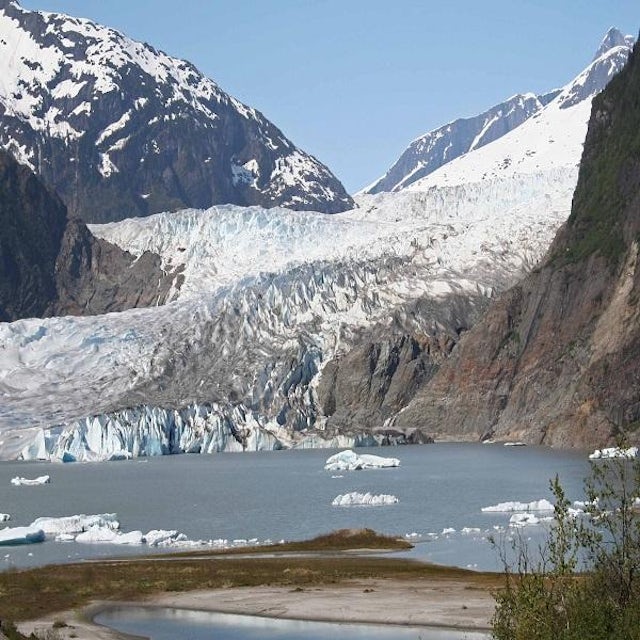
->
0, 169, 581, 461
0, 29, 631, 462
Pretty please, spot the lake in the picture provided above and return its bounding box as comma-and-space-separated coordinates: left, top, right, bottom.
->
0, 443, 591, 569
94, 606, 490, 640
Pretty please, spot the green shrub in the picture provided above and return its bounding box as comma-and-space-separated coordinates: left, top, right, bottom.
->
491, 451, 640, 639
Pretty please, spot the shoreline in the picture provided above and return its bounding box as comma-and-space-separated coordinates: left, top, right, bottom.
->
18, 578, 495, 639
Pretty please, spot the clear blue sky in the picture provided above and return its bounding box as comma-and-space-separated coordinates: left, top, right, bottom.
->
19, 0, 640, 192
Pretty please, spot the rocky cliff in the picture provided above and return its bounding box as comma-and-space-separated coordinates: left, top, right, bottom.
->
0, 1, 352, 222
0, 150, 178, 321
394, 38, 640, 449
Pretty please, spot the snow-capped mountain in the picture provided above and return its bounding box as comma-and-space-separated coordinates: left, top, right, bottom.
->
364, 28, 633, 194
0, 28, 632, 461
362, 92, 558, 194
0, 1, 352, 222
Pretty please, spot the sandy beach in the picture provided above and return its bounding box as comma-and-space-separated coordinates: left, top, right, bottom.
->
18, 578, 495, 639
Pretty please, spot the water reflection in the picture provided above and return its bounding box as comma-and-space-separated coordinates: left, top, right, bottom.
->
95, 607, 489, 640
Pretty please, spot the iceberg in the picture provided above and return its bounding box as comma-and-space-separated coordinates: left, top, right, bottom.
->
75, 527, 144, 545
10, 475, 50, 486
331, 491, 399, 507
30, 513, 120, 535
589, 446, 638, 460
324, 449, 400, 472
144, 529, 188, 547
482, 499, 554, 513
75, 526, 120, 544
509, 513, 551, 527
0, 526, 45, 546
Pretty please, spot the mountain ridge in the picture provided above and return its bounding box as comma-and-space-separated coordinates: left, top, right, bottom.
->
0, 1, 352, 222
364, 29, 634, 195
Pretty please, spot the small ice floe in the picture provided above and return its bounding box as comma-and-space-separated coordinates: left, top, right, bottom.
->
76, 527, 144, 545
503, 442, 526, 447
324, 449, 400, 472
589, 446, 638, 460
55, 533, 76, 542
441, 527, 456, 535
31, 513, 119, 536
144, 529, 188, 547
0, 526, 45, 546
482, 499, 554, 513
331, 491, 398, 507
11, 475, 50, 486
0, 514, 10, 522
509, 512, 552, 527
405, 532, 421, 539
461, 527, 482, 535
331, 475, 344, 479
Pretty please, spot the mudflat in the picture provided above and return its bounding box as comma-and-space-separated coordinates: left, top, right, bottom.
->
18, 578, 494, 639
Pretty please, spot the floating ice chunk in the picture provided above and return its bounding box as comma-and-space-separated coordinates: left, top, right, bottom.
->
76, 526, 120, 544
144, 529, 187, 547
509, 513, 545, 527
0, 526, 45, 546
331, 491, 398, 507
503, 442, 526, 447
76, 527, 144, 545
324, 449, 400, 472
31, 513, 119, 535
589, 446, 638, 459
442, 527, 456, 535
11, 475, 50, 486
482, 499, 554, 513
55, 533, 76, 542
0, 514, 10, 522
461, 527, 482, 535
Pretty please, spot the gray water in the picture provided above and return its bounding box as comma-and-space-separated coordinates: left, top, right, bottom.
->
94, 607, 489, 640
0, 444, 590, 570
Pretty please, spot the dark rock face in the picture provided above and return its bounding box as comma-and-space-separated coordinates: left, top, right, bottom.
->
51, 218, 181, 317
0, 149, 66, 320
0, 150, 178, 321
314, 294, 488, 439
0, 2, 353, 223
394, 40, 640, 449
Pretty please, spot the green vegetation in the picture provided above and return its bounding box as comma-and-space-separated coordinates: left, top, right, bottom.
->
491, 451, 640, 639
560, 41, 640, 267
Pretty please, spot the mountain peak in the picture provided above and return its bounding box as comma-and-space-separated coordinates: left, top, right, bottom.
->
593, 27, 634, 60
0, 2, 353, 221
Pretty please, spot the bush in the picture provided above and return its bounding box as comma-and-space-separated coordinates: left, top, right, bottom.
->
491, 452, 640, 640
